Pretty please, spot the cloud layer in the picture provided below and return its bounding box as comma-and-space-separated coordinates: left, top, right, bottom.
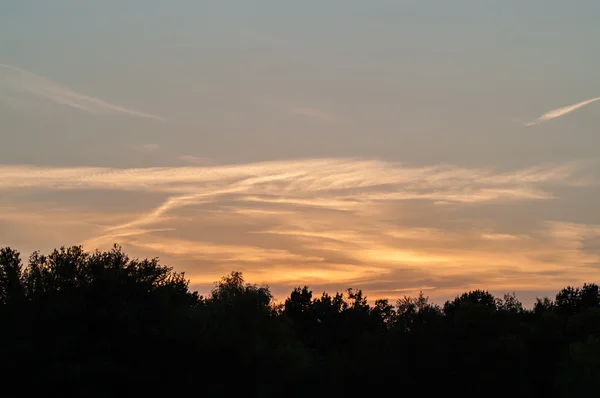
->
0, 63, 165, 121
0, 158, 598, 303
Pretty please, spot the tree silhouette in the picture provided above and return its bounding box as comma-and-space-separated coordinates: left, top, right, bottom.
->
0, 244, 598, 397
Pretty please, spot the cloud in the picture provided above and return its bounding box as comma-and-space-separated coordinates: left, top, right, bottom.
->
132, 144, 161, 154
523, 96, 600, 126
0, 158, 588, 197
0, 158, 591, 239
256, 95, 339, 124
180, 155, 212, 165
0, 63, 165, 121
0, 157, 598, 304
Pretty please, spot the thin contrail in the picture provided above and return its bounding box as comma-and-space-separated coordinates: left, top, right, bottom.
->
0, 63, 165, 121
524, 96, 600, 126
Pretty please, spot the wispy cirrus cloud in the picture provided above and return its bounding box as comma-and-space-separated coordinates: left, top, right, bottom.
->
0, 63, 165, 121
256, 95, 340, 125
0, 158, 588, 198
0, 158, 592, 242
523, 96, 600, 126
0, 157, 598, 303
132, 144, 161, 154
179, 155, 213, 165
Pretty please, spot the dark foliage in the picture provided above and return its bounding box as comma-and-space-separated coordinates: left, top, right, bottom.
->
0, 245, 598, 397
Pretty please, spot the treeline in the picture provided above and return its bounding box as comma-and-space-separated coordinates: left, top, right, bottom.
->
0, 245, 599, 397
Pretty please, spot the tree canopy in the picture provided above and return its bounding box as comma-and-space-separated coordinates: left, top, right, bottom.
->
0, 245, 598, 397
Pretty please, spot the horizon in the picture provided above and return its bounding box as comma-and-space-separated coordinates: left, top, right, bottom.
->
1, 0, 599, 307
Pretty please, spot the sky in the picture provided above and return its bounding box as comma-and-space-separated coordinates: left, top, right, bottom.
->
1, 0, 599, 306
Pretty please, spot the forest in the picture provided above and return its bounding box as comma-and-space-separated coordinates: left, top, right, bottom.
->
0, 245, 598, 397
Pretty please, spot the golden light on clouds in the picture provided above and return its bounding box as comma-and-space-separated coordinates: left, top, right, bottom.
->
1, 158, 599, 303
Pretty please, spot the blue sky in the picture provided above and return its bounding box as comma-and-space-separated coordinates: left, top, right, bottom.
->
1, 0, 599, 305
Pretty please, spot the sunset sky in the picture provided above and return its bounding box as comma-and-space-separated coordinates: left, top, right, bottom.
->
1, 0, 599, 305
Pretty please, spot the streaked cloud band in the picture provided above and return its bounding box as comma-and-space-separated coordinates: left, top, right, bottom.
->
0, 158, 597, 303
0, 63, 165, 121
525, 96, 600, 126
